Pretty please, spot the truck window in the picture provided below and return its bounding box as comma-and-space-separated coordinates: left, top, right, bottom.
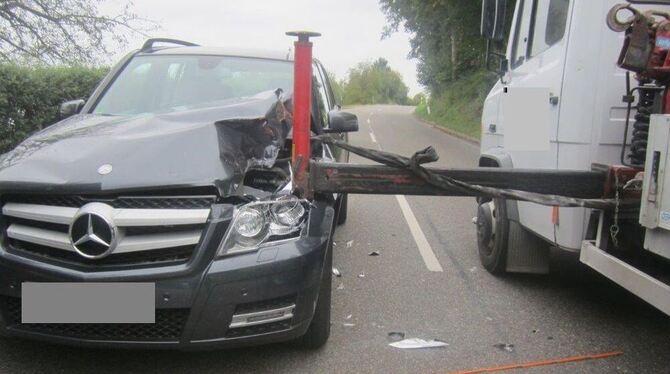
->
530, 0, 570, 57
511, 0, 533, 68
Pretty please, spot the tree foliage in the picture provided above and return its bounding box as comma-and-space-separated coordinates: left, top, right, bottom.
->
0, 64, 108, 153
380, 0, 487, 92
341, 58, 409, 105
0, 0, 151, 65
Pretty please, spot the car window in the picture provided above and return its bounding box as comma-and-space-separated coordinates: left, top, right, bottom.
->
93, 55, 293, 116
313, 65, 329, 129
530, 0, 570, 57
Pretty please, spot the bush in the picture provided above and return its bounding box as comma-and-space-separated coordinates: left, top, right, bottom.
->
415, 70, 496, 140
0, 65, 109, 153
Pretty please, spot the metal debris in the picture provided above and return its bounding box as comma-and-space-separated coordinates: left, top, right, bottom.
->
389, 338, 448, 349
346, 240, 354, 248
332, 267, 342, 277
387, 332, 405, 342
368, 251, 380, 256
494, 343, 515, 352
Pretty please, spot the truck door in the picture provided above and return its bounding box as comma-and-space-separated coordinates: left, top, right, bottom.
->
500, 0, 572, 242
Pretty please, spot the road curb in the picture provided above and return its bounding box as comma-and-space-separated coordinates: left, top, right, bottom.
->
412, 114, 481, 146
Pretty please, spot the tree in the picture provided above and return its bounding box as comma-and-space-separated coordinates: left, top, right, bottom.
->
342, 57, 409, 105
380, 0, 487, 92
0, 0, 152, 65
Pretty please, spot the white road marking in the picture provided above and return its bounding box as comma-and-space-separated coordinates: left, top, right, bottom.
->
368, 121, 443, 273
395, 195, 444, 272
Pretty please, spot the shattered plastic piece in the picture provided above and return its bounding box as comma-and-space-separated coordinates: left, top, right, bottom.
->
343, 323, 356, 327
332, 268, 342, 277
346, 240, 354, 248
493, 343, 515, 352
346, 314, 352, 320
387, 332, 405, 342
368, 251, 380, 256
358, 273, 366, 278
336, 283, 345, 290
389, 338, 448, 349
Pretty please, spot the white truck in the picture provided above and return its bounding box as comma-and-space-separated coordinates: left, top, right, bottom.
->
478, 0, 670, 315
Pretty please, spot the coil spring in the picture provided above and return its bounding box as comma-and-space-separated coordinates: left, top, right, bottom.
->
628, 87, 655, 166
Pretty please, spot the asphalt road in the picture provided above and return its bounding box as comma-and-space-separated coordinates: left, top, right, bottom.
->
1, 105, 668, 373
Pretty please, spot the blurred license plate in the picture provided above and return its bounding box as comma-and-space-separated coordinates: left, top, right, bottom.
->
21, 282, 155, 323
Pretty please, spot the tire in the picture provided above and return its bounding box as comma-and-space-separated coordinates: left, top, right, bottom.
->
297, 236, 333, 349
476, 198, 509, 275
336, 194, 348, 225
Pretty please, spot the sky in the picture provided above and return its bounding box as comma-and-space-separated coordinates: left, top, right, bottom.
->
102, 0, 423, 95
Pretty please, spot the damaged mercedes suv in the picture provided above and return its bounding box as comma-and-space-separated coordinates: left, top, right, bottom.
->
0, 38, 356, 349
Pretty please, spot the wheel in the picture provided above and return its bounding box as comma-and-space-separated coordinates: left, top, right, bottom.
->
336, 194, 348, 225
476, 198, 509, 275
297, 236, 332, 349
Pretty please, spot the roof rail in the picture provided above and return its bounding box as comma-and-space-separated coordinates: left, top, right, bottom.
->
140, 38, 199, 52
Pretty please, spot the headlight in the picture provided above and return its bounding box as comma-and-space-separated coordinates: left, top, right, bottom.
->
217, 197, 308, 256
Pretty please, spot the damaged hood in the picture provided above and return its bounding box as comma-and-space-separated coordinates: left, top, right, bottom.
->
0, 93, 292, 196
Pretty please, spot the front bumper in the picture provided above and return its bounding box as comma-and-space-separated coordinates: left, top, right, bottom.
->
0, 201, 335, 350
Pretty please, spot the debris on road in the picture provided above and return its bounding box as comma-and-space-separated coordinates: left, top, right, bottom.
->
346, 240, 354, 248
336, 283, 345, 290
368, 251, 380, 256
358, 273, 366, 278
332, 268, 342, 277
343, 323, 356, 327
389, 338, 448, 349
469, 266, 477, 272
346, 314, 352, 320
387, 332, 405, 342
494, 343, 515, 352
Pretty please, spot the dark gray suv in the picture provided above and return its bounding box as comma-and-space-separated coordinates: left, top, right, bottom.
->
0, 39, 356, 349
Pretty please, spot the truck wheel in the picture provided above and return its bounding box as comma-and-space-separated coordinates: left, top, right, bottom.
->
476, 198, 509, 275
336, 194, 348, 225
297, 237, 332, 349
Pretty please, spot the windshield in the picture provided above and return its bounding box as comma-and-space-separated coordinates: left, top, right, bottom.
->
93, 55, 293, 115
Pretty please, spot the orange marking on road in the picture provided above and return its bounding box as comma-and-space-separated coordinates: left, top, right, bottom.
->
449, 351, 623, 374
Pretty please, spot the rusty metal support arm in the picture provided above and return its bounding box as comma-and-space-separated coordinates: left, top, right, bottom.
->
310, 162, 607, 199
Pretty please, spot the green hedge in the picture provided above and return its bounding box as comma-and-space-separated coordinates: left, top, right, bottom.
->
0, 65, 109, 154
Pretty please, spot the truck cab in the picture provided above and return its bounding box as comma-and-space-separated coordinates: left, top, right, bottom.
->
478, 0, 670, 314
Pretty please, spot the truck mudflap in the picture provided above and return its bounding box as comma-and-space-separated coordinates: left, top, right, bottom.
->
580, 240, 670, 316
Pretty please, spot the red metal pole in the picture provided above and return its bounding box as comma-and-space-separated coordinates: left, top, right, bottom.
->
287, 31, 320, 195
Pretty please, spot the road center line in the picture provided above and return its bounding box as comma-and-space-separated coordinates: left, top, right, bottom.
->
367, 121, 443, 272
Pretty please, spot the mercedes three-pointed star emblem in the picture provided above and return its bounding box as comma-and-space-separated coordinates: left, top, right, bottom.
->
69, 203, 118, 259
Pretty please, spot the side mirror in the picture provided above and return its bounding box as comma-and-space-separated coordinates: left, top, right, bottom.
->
59, 99, 85, 119
325, 111, 359, 133
481, 0, 507, 42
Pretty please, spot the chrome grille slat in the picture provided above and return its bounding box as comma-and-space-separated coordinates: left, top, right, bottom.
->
6, 225, 74, 252
2, 203, 210, 227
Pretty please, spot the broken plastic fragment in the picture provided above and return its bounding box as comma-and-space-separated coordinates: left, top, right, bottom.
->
343, 323, 356, 327
387, 332, 405, 342
358, 273, 365, 278
332, 268, 342, 277
346, 314, 352, 320
346, 240, 354, 248
336, 283, 345, 290
493, 343, 515, 352
368, 251, 380, 256
389, 338, 448, 349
